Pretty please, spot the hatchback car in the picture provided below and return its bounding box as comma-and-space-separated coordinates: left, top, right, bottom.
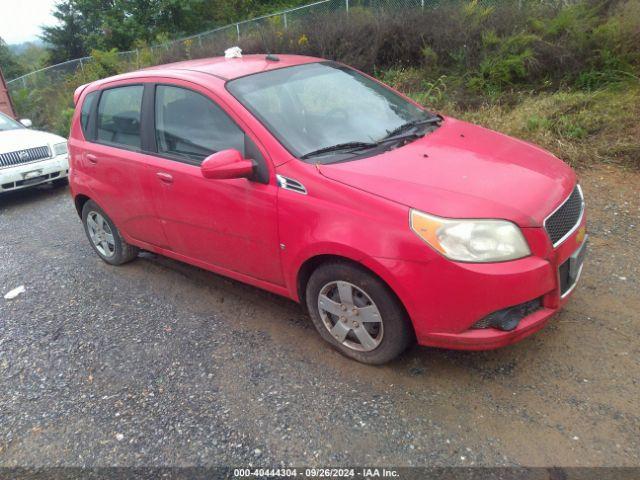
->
0, 111, 69, 193
68, 54, 586, 364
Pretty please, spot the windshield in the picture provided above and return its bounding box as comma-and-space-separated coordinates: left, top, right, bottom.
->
0, 112, 24, 132
227, 62, 436, 161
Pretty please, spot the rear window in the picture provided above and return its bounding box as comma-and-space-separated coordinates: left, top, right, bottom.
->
80, 91, 98, 139
96, 85, 144, 149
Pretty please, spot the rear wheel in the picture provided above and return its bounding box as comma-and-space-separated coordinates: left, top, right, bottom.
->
81, 200, 138, 265
306, 262, 414, 364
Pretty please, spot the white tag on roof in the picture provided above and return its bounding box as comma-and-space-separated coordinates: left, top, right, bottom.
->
224, 46, 243, 59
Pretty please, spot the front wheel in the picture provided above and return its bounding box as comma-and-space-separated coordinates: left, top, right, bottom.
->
306, 262, 414, 364
81, 200, 138, 265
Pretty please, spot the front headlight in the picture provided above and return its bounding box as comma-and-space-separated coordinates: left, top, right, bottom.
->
410, 209, 531, 262
53, 142, 68, 156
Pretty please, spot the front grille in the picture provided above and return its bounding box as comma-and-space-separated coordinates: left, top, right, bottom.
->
0, 146, 51, 168
544, 185, 584, 246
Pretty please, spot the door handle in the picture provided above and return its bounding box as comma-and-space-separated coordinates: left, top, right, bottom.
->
156, 172, 173, 184
86, 154, 98, 164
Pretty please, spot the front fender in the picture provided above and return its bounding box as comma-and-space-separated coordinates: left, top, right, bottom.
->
276, 162, 436, 302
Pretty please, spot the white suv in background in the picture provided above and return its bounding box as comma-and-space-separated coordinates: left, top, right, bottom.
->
0, 111, 69, 193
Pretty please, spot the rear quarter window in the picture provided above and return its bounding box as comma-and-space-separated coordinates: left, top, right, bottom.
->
80, 91, 98, 140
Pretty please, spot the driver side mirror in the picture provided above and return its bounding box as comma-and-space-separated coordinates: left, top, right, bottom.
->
20, 119, 32, 128
201, 149, 254, 180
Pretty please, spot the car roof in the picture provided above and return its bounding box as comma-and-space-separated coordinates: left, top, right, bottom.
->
84, 54, 324, 93
143, 54, 323, 80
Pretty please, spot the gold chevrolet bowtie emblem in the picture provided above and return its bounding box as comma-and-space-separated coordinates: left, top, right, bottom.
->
576, 225, 586, 244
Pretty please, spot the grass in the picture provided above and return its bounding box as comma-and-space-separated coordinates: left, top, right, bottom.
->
451, 84, 640, 169
9, 0, 640, 172
385, 73, 640, 170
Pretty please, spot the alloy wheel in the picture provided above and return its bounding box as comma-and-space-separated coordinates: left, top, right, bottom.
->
86, 211, 116, 258
317, 281, 383, 352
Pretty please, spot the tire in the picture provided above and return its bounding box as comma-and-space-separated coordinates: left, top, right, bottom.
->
51, 177, 68, 187
305, 261, 414, 364
81, 200, 138, 265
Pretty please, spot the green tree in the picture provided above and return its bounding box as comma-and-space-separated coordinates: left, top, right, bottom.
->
43, 0, 215, 56
0, 37, 24, 79
16, 43, 49, 72
40, 1, 88, 64
40, 0, 312, 64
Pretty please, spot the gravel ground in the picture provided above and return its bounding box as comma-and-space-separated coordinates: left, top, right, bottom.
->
0, 165, 638, 468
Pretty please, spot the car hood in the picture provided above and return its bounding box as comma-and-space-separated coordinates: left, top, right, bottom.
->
317, 117, 575, 227
0, 128, 66, 154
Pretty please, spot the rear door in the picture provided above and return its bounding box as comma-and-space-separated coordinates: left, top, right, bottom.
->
81, 82, 168, 248
145, 81, 283, 285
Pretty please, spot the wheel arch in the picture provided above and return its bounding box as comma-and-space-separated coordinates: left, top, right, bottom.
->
74, 193, 91, 218
296, 254, 412, 326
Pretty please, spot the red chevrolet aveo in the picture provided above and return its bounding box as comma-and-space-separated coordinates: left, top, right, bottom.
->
68, 54, 587, 364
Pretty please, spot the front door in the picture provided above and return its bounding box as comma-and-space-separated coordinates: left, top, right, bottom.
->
147, 83, 283, 285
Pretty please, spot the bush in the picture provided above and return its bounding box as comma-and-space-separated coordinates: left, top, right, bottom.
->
468, 32, 540, 93
454, 84, 640, 168
9, 0, 640, 168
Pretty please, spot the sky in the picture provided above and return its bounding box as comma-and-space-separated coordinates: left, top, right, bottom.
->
1, 0, 58, 44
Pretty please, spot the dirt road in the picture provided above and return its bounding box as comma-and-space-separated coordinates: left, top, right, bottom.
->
0, 165, 638, 467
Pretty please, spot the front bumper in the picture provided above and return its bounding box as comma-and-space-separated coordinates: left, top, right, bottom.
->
372, 215, 587, 350
422, 307, 557, 350
0, 155, 69, 192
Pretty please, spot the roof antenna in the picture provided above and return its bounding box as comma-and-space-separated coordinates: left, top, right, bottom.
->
258, 25, 279, 62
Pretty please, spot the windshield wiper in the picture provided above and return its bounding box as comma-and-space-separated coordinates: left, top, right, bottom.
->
382, 116, 442, 140
300, 141, 378, 159
299, 116, 442, 160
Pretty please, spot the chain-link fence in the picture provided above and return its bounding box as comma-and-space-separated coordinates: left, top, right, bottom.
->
9, 0, 573, 135
6, 0, 502, 92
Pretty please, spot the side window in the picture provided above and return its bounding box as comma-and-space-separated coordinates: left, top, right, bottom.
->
80, 91, 98, 139
155, 85, 245, 163
97, 85, 144, 149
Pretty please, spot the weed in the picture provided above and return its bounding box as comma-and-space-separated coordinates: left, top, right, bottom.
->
9, 0, 640, 169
